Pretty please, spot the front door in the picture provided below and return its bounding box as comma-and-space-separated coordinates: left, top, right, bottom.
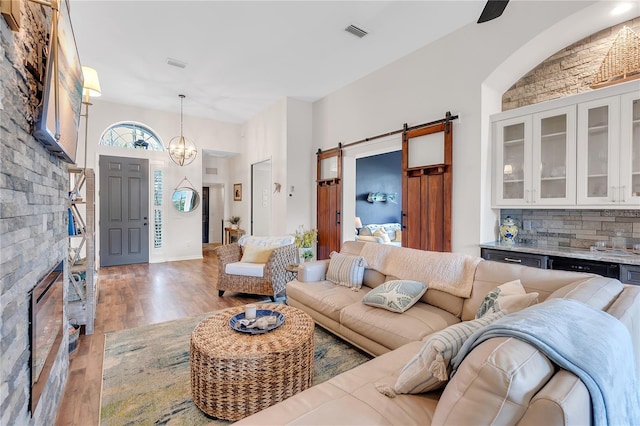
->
99, 155, 149, 266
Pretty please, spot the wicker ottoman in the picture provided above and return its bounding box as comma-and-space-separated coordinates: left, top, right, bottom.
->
190, 304, 315, 421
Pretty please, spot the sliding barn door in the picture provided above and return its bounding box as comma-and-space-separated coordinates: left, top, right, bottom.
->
316, 148, 342, 260
402, 121, 452, 252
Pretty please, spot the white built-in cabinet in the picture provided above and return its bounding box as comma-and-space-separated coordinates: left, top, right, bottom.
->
494, 106, 576, 206
492, 81, 640, 208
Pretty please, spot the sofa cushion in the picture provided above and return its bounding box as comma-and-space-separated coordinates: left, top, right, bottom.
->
476, 279, 539, 318
395, 310, 506, 394
224, 262, 264, 278
326, 251, 368, 289
363, 268, 387, 289
240, 244, 275, 263
421, 289, 465, 318
286, 280, 363, 322
362, 280, 428, 313
432, 337, 555, 425
341, 301, 460, 351
547, 276, 623, 310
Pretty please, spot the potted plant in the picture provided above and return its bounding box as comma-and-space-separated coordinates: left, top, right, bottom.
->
294, 228, 317, 262
228, 216, 240, 229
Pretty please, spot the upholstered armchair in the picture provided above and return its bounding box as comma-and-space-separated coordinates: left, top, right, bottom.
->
214, 235, 298, 300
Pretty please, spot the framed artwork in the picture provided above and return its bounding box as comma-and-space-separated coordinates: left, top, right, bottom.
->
234, 183, 242, 201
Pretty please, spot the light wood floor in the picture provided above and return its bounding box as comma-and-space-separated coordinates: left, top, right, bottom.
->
54, 246, 263, 426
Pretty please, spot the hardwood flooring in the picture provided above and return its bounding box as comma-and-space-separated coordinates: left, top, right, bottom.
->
55, 247, 263, 426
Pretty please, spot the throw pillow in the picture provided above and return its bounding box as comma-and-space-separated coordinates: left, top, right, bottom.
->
475, 279, 539, 319
326, 251, 368, 289
394, 310, 506, 394
373, 228, 391, 244
362, 280, 428, 313
241, 244, 275, 263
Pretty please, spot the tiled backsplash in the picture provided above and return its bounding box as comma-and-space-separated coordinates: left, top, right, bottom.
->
499, 209, 640, 250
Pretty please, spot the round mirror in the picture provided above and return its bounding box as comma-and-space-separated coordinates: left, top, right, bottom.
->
172, 187, 200, 212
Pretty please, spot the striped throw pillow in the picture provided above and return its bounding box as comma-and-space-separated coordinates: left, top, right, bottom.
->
395, 310, 506, 394
326, 251, 368, 289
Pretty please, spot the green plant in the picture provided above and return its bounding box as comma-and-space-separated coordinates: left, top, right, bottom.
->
294, 228, 317, 248
228, 216, 240, 225
301, 249, 314, 260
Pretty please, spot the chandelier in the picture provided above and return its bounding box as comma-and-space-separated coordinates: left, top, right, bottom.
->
168, 94, 197, 166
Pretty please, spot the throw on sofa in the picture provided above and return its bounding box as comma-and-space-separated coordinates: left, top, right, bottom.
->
214, 235, 297, 300
356, 223, 402, 246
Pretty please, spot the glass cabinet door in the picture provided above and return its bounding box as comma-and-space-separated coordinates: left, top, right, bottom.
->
494, 116, 531, 205
532, 106, 576, 205
577, 97, 620, 205
620, 93, 640, 205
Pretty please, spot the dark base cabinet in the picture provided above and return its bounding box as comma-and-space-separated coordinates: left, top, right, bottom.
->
548, 256, 619, 278
621, 265, 640, 286
480, 248, 548, 269
481, 247, 639, 286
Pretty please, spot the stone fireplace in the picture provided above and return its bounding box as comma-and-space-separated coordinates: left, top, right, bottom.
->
1, 2, 70, 425
30, 261, 64, 414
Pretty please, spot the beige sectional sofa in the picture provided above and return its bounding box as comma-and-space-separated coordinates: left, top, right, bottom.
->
234, 241, 640, 425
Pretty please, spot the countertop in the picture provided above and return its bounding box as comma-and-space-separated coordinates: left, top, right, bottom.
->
480, 241, 640, 266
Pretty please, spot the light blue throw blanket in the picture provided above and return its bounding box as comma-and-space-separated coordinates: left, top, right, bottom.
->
451, 298, 640, 426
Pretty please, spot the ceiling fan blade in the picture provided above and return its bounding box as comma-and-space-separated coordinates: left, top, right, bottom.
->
477, 0, 509, 23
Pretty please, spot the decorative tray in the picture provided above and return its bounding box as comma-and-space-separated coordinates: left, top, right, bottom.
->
229, 309, 285, 334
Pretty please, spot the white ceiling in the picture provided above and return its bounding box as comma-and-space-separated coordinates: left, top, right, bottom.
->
69, 1, 491, 123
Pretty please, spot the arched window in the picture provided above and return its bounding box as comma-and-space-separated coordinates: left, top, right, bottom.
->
100, 122, 164, 151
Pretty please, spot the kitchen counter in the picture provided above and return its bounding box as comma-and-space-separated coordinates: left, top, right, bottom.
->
480, 241, 640, 266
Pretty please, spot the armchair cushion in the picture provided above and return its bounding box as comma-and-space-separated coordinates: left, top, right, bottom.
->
225, 262, 265, 278
241, 244, 276, 263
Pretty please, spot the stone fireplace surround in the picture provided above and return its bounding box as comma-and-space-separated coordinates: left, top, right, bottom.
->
1, 3, 69, 425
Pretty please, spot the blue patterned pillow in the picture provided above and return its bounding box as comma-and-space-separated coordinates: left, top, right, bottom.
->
362, 280, 428, 313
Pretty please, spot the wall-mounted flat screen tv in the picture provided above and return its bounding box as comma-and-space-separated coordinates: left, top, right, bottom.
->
34, 0, 83, 164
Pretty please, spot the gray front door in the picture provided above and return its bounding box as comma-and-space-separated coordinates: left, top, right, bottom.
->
99, 155, 149, 266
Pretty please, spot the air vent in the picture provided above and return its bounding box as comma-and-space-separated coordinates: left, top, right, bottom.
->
345, 24, 368, 38
166, 57, 187, 68
205, 167, 218, 175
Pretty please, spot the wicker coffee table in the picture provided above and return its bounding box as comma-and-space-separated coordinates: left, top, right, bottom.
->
190, 304, 315, 421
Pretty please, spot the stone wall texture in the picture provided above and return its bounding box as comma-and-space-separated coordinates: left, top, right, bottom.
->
1, 2, 69, 425
502, 17, 640, 111
499, 17, 640, 244
500, 209, 640, 249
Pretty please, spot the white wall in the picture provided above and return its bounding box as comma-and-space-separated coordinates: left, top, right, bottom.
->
286, 98, 314, 233
83, 100, 241, 263
311, 1, 625, 255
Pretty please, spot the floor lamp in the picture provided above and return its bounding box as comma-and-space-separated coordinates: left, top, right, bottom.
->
81, 66, 101, 173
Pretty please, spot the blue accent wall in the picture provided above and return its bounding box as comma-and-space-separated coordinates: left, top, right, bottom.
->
355, 151, 402, 227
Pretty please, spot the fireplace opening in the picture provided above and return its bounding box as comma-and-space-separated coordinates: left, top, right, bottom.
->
30, 260, 64, 414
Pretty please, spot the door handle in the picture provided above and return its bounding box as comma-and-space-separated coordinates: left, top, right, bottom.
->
335, 211, 341, 225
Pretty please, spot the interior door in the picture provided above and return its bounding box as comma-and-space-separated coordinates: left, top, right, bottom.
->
99, 155, 149, 266
402, 121, 452, 252
316, 148, 342, 260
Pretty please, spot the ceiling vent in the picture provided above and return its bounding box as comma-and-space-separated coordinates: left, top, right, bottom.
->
205, 167, 218, 175
166, 57, 187, 69
345, 24, 368, 38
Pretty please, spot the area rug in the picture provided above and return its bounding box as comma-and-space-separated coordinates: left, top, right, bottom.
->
100, 310, 372, 425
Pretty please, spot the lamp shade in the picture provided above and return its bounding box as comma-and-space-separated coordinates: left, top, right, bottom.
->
81, 66, 102, 99
355, 217, 363, 229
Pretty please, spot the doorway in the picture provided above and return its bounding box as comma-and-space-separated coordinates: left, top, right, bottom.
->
203, 183, 224, 244
99, 155, 149, 266
251, 160, 272, 236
